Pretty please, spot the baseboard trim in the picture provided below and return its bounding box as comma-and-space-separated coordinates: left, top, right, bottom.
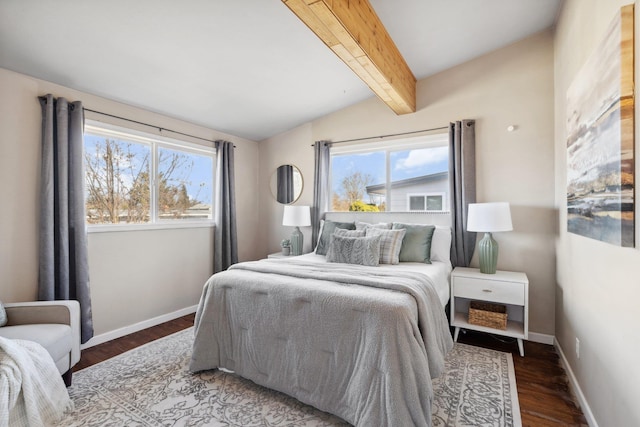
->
555, 339, 599, 427
81, 305, 198, 350
528, 332, 554, 345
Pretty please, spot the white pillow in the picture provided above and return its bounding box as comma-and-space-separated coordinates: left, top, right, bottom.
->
431, 226, 452, 263
314, 220, 325, 253
0, 300, 7, 327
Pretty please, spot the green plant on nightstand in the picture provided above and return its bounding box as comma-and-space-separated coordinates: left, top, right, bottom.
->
281, 239, 291, 256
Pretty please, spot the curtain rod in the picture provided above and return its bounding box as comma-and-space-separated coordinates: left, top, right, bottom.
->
314, 125, 449, 146
82, 108, 229, 145
37, 96, 213, 144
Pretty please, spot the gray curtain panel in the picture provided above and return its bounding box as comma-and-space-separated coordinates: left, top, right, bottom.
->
312, 141, 331, 249
214, 140, 238, 273
276, 164, 294, 204
39, 94, 94, 344
448, 120, 477, 267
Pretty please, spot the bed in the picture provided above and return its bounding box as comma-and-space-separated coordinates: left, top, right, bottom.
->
190, 217, 454, 427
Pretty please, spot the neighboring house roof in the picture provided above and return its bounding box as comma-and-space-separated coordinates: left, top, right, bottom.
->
186, 203, 211, 212
366, 171, 449, 194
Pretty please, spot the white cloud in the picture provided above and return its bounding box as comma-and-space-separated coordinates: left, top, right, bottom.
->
395, 147, 448, 170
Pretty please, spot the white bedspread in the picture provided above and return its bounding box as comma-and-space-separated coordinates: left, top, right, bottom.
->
0, 337, 72, 427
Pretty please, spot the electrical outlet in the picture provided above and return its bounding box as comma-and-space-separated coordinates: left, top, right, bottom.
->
576, 338, 580, 359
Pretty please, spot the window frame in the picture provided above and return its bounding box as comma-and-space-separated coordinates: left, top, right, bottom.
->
329, 133, 449, 213
84, 121, 216, 232
406, 192, 446, 212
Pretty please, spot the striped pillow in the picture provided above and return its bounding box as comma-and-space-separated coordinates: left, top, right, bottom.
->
365, 228, 406, 264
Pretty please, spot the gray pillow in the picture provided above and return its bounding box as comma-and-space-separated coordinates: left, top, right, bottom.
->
315, 220, 356, 255
0, 301, 7, 327
333, 228, 366, 238
326, 234, 381, 266
392, 223, 436, 263
355, 221, 392, 230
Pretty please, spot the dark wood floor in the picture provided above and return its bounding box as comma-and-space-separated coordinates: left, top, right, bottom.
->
456, 330, 588, 427
76, 315, 587, 426
74, 314, 195, 371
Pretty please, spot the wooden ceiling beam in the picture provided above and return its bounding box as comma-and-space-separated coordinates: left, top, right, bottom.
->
282, 0, 416, 114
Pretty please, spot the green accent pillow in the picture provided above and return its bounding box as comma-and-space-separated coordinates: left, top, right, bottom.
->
315, 220, 356, 255
0, 300, 7, 327
392, 223, 436, 263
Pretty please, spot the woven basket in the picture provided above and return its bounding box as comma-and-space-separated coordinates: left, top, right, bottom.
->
468, 301, 508, 330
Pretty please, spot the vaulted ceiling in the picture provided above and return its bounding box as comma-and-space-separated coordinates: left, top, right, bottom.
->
0, 0, 562, 141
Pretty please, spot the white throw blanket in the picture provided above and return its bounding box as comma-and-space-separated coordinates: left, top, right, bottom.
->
0, 337, 73, 427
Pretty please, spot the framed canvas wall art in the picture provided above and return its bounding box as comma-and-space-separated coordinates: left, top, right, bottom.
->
566, 4, 635, 247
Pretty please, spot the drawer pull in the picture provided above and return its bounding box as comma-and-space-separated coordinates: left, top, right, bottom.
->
482, 289, 493, 293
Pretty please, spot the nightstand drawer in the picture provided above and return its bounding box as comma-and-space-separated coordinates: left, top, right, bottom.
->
453, 277, 524, 305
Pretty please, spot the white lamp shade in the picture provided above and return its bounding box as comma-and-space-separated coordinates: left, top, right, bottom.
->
467, 202, 513, 232
282, 205, 311, 227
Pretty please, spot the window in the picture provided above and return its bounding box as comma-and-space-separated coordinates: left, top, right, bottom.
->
407, 193, 446, 211
330, 133, 449, 212
84, 122, 215, 227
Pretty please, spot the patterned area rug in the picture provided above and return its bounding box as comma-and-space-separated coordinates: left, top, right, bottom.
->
431, 344, 521, 427
56, 328, 521, 427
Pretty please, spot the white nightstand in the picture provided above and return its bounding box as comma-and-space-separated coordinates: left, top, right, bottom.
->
267, 252, 294, 259
450, 267, 529, 356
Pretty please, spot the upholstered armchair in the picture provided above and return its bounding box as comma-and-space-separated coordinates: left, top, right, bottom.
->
0, 300, 81, 386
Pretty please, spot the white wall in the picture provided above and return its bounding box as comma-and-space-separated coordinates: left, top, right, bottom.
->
259, 31, 557, 337
554, 2, 640, 426
259, 123, 316, 256
0, 67, 260, 340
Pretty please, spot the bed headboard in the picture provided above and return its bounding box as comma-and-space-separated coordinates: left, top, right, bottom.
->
324, 211, 451, 227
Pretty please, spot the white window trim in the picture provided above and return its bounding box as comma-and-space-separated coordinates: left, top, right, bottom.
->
88, 222, 214, 233
330, 133, 448, 155
85, 122, 215, 155
407, 192, 447, 212
84, 121, 216, 232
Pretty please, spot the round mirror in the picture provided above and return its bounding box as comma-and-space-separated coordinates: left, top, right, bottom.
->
270, 164, 303, 204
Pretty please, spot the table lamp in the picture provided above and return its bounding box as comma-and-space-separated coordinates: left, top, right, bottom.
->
466, 202, 513, 274
282, 205, 311, 256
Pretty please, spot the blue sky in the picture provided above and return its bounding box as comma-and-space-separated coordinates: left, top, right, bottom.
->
84, 134, 213, 205
159, 146, 213, 205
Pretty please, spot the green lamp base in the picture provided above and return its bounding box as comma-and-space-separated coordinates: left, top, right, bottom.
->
478, 232, 499, 274
290, 226, 303, 256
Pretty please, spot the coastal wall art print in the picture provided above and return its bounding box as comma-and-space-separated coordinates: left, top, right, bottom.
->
566, 4, 635, 247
